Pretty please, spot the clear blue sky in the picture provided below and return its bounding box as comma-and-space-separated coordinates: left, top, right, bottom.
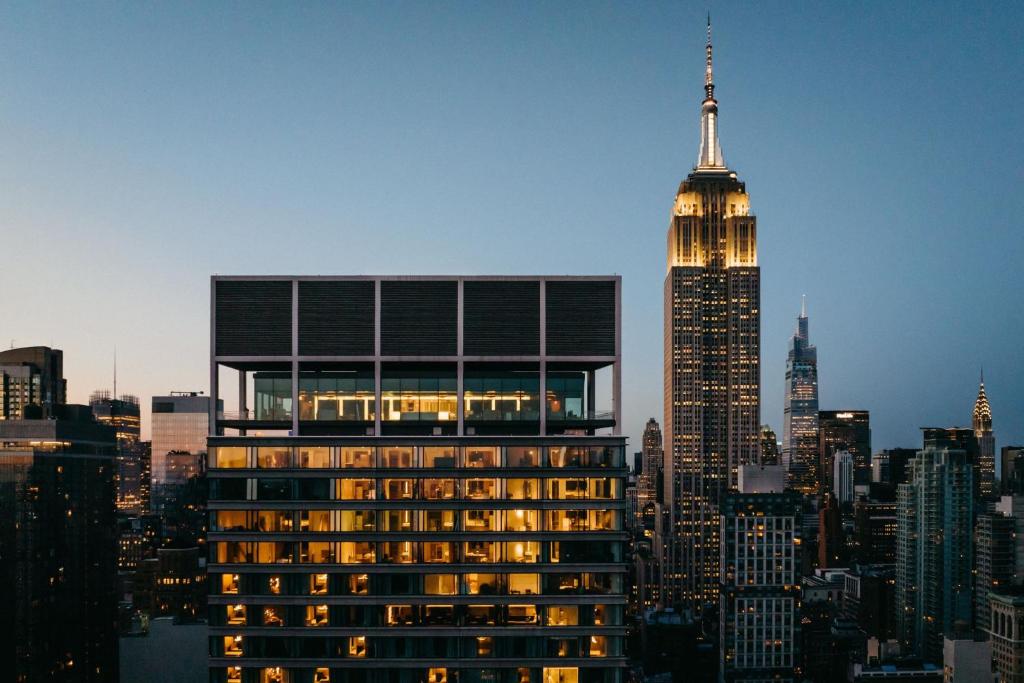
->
2, 2, 1022, 454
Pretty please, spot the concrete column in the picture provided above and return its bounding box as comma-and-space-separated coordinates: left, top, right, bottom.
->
374, 279, 382, 437
457, 279, 464, 436
291, 279, 299, 436
209, 277, 219, 437
238, 371, 247, 436
539, 279, 546, 437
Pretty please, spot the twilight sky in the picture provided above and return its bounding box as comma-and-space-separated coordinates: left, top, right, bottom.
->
2, 2, 1022, 455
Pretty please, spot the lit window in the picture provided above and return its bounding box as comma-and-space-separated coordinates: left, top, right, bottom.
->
221, 574, 239, 595
381, 541, 416, 564
423, 510, 455, 532
506, 446, 540, 467
310, 573, 328, 595
213, 447, 247, 468
507, 541, 540, 563
464, 509, 499, 531
546, 605, 579, 626
257, 447, 292, 468
506, 509, 537, 532
508, 573, 539, 595
340, 447, 374, 468
348, 635, 366, 657
348, 573, 369, 595
543, 667, 578, 683
423, 542, 453, 564
505, 478, 539, 500
386, 604, 415, 626
464, 446, 498, 468
339, 542, 376, 564
337, 479, 375, 500
382, 479, 415, 500
262, 606, 285, 626
226, 604, 246, 625
508, 604, 538, 625
313, 668, 331, 683
465, 478, 497, 500
589, 635, 608, 656
427, 668, 448, 683
464, 572, 500, 595
380, 446, 416, 468
464, 541, 499, 563
298, 447, 331, 468
227, 666, 242, 683
223, 635, 243, 657
424, 574, 457, 595
305, 604, 329, 627
423, 479, 457, 500
423, 446, 457, 468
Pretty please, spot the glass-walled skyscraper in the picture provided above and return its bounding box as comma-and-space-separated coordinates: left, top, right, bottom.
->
207, 275, 626, 683
782, 301, 818, 495
662, 21, 760, 614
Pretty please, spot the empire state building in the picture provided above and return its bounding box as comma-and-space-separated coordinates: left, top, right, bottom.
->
662, 21, 760, 611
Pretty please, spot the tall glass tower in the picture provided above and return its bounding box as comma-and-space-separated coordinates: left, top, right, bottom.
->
662, 20, 760, 612
782, 300, 819, 495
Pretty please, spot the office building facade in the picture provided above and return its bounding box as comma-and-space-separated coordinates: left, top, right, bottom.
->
719, 466, 800, 682
663, 22, 760, 612
833, 450, 854, 505
782, 301, 818, 496
0, 408, 118, 681
990, 589, 1024, 683
819, 410, 871, 488
974, 511, 1015, 637
896, 447, 974, 663
91, 390, 149, 511
207, 275, 626, 683
0, 345, 66, 419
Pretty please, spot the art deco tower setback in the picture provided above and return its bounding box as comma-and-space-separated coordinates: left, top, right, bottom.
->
663, 21, 760, 611
973, 371, 995, 499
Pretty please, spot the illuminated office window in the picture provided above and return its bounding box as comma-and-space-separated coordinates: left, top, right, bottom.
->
423, 542, 453, 564
224, 635, 244, 657
301, 510, 332, 532
382, 478, 415, 500
267, 576, 282, 595
313, 668, 331, 683
546, 605, 578, 626
348, 573, 369, 595
589, 635, 608, 656
381, 541, 416, 564
465, 478, 497, 500
310, 573, 329, 595
217, 510, 248, 531
464, 572, 500, 595
547, 478, 587, 500
508, 573, 539, 595
381, 509, 414, 532
506, 508, 537, 532
213, 447, 247, 468
424, 574, 458, 595
476, 636, 494, 656
298, 446, 330, 468
507, 541, 540, 563
423, 510, 456, 532
305, 604, 329, 627
340, 509, 376, 532
506, 446, 540, 467
548, 509, 588, 532
423, 478, 456, 500
227, 667, 242, 683
257, 447, 292, 469
426, 668, 448, 683
339, 542, 375, 564
257, 542, 293, 564
386, 604, 415, 626
261, 667, 288, 683
464, 509, 499, 531
348, 636, 366, 658
300, 542, 335, 563
339, 447, 374, 468
464, 541, 499, 563
226, 604, 246, 625
506, 478, 539, 500
464, 446, 498, 468
508, 604, 538, 625
466, 604, 497, 625
221, 574, 239, 594
338, 478, 375, 500
262, 606, 285, 626
256, 510, 293, 532
424, 604, 455, 625
380, 446, 416, 468
423, 446, 457, 468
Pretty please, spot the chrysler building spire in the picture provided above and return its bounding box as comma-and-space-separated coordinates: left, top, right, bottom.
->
696, 15, 725, 170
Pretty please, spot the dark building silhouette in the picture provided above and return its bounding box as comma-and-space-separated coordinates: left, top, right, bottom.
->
842, 565, 896, 640
818, 493, 847, 568
872, 448, 916, 486
760, 424, 780, 466
819, 410, 871, 488
207, 275, 626, 682
975, 512, 1016, 637
0, 407, 118, 681
854, 498, 897, 564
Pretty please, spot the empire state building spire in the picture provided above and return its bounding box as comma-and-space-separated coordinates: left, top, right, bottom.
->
696, 15, 725, 170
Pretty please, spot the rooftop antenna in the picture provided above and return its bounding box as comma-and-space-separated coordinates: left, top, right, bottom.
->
113, 347, 117, 400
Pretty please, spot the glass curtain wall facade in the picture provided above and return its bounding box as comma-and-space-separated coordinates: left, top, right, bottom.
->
208, 276, 625, 683
782, 307, 818, 496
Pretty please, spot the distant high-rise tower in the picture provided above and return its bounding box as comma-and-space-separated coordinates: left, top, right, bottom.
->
973, 371, 995, 499
832, 450, 854, 505
782, 299, 819, 495
0, 346, 66, 419
663, 19, 760, 612
638, 418, 663, 512
760, 425, 780, 465
896, 445, 974, 663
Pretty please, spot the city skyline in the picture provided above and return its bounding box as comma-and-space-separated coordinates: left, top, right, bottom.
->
3, 2, 1023, 454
